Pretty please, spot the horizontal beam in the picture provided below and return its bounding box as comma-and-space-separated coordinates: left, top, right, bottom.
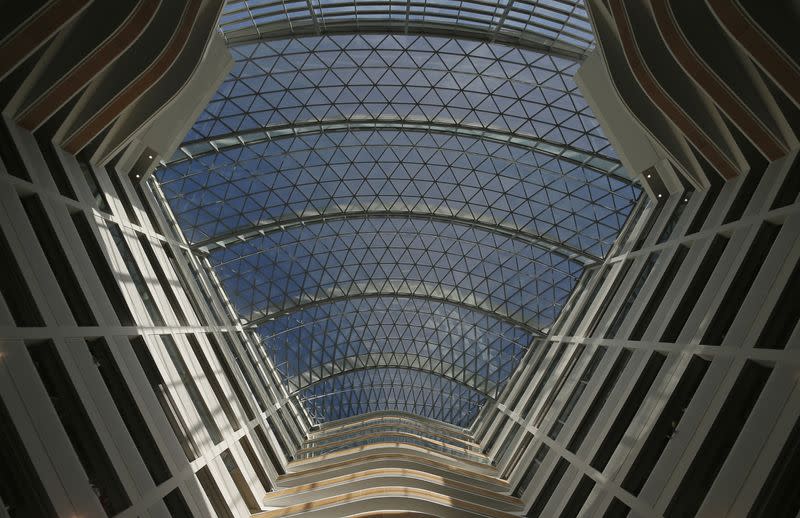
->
169, 119, 625, 178
246, 292, 545, 338
285, 353, 502, 397
193, 211, 601, 265
218, 17, 592, 62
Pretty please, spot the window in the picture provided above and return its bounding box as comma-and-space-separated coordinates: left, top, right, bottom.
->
665, 361, 772, 518
161, 335, 223, 444
71, 213, 135, 326
163, 243, 208, 325
657, 193, 693, 244
755, 254, 800, 349
240, 436, 273, 492
106, 163, 140, 225
513, 444, 549, 498
267, 415, 292, 459
137, 234, 188, 325
186, 334, 240, 430
605, 253, 660, 339
34, 129, 76, 200
567, 266, 610, 336
109, 223, 165, 325
221, 449, 260, 512
183, 249, 223, 325
277, 408, 300, 450
527, 458, 569, 518
21, 195, 96, 326
631, 201, 666, 251
206, 333, 255, 420
511, 346, 549, 411
493, 422, 521, 465
552, 268, 596, 335
614, 199, 648, 253
499, 343, 543, 406
286, 403, 306, 440
484, 415, 509, 453
0, 117, 31, 181
133, 180, 165, 234
521, 343, 568, 418
770, 152, 800, 210
477, 407, 500, 442
239, 335, 275, 405
502, 432, 533, 479
255, 425, 285, 475
586, 260, 634, 337
87, 338, 171, 485
604, 498, 630, 518
724, 158, 768, 223
196, 466, 234, 518
76, 154, 111, 213
622, 355, 710, 495
662, 235, 729, 343
163, 487, 195, 518
28, 340, 130, 515
0, 395, 57, 518
0, 225, 43, 326
561, 475, 596, 518
567, 349, 632, 454
130, 336, 199, 461
685, 182, 722, 235
222, 332, 267, 412
591, 352, 666, 472
702, 223, 781, 345
549, 346, 607, 440
748, 413, 800, 517
533, 345, 585, 426
629, 246, 690, 340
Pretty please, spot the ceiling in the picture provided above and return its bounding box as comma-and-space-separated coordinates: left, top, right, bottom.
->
156, 0, 641, 427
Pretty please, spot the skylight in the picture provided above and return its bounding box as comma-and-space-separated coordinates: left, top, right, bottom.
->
156, 11, 640, 426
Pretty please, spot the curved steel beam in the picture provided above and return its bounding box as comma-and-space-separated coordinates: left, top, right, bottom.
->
300, 368, 488, 403
170, 119, 625, 178
247, 292, 545, 338
194, 211, 600, 265
259, 297, 532, 350
286, 354, 500, 398
217, 14, 592, 62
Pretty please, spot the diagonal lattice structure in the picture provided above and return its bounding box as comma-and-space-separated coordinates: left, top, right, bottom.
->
179, 34, 617, 164
303, 367, 488, 427
156, 16, 641, 426
161, 128, 638, 260
211, 217, 585, 330
257, 296, 535, 398
218, 0, 595, 60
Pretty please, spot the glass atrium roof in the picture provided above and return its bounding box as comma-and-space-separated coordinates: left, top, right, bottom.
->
257, 296, 533, 398
156, 7, 641, 426
303, 367, 486, 427
218, 0, 595, 59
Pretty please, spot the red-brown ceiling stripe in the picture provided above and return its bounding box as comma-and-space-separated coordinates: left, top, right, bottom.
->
17, 0, 160, 131
62, 0, 201, 154
609, 0, 741, 180
0, 0, 92, 81
651, 0, 787, 161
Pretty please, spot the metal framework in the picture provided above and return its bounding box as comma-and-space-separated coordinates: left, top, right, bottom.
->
183, 34, 615, 160
218, 0, 595, 60
172, 120, 623, 175
211, 216, 584, 329
155, 11, 642, 425
162, 127, 637, 261
248, 292, 546, 337
302, 367, 487, 427
258, 295, 534, 397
